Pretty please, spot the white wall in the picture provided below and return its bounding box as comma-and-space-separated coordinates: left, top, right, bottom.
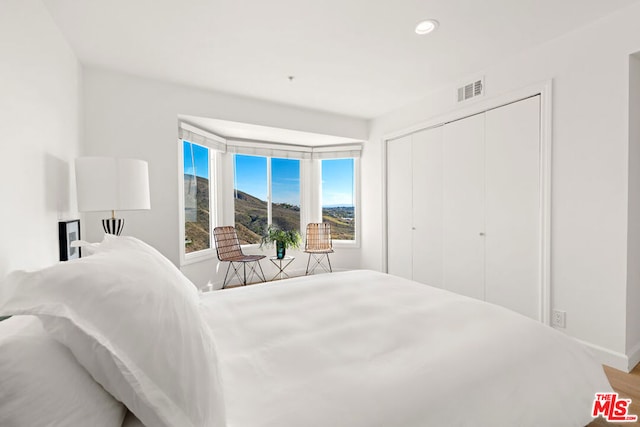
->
82, 68, 368, 288
0, 0, 81, 278
365, 2, 640, 370
627, 53, 640, 368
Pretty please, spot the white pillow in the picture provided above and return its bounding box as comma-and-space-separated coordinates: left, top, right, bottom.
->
0, 236, 226, 427
0, 315, 126, 427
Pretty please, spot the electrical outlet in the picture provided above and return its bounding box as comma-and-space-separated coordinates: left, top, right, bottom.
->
552, 310, 566, 328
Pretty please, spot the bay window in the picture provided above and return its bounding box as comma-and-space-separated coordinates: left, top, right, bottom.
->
183, 140, 213, 254
271, 158, 301, 232
321, 158, 356, 241
179, 120, 361, 262
233, 154, 301, 245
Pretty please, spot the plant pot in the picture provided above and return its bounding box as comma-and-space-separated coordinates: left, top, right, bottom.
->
276, 241, 286, 259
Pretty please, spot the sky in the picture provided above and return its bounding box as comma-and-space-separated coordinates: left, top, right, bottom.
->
184, 144, 353, 207
321, 158, 354, 207
234, 156, 301, 205
233, 154, 266, 197
183, 141, 209, 179
235, 155, 354, 207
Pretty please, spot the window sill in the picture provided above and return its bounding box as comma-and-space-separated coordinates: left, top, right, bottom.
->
181, 248, 217, 267
332, 240, 360, 249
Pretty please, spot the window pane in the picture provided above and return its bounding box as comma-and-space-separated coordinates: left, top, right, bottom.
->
322, 158, 355, 240
271, 158, 300, 232
234, 154, 268, 244
183, 141, 211, 253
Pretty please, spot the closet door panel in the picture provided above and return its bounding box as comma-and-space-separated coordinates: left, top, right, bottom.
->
387, 135, 413, 279
442, 114, 485, 300
485, 96, 541, 320
412, 126, 444, 287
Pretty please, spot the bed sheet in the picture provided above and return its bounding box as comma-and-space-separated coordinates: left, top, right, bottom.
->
200, 270, 610, 427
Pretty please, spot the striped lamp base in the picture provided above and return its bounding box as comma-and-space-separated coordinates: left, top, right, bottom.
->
102, 218, 124, 236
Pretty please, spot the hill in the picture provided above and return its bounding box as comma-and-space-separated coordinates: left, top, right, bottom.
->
322, 206, 355, 241
234, 190, 300, 244
233, 190, 267, 244
184, 175, 210, 253
184, 175, 355, 249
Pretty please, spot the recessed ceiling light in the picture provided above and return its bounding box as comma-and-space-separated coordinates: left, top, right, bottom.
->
415, 19, 439, 35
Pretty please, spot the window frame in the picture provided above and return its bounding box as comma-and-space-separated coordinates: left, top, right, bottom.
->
178, 121, 363, 269
232, 153, 305, 246
178, 137, 223, 266
319, 157, 360, 248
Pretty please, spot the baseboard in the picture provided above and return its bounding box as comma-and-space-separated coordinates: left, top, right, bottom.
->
574, 337, 631, 372
626, 341, 640, 372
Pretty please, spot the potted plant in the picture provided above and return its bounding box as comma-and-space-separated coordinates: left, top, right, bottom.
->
261, 225, 301, 259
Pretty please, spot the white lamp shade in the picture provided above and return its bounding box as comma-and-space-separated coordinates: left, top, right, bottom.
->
75, 157, 151, 212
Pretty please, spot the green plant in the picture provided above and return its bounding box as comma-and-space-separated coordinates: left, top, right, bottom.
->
260, 224, 301, 250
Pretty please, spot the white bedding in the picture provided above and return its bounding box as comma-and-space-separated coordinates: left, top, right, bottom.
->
0, 236, 224, 427
201, 270, 610, 427
0, 316, 126, 427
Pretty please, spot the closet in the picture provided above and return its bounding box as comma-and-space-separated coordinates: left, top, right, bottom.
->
387, 95, 541, 320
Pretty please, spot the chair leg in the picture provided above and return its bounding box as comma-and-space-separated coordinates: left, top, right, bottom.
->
222, 262, 232, 289
317, 254, 329, 273
249, 261, 267, 282
226, 262, 246, 287
243, 263, 247, 285
237, 261, 267, 285
308, 254, 319, 275
306, 253, 332, 275
305, 253, 312, 275
257, 261, 266, 282
246, 261, 259, 284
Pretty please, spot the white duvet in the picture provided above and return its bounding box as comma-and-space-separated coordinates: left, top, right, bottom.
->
201, 270, 610, 427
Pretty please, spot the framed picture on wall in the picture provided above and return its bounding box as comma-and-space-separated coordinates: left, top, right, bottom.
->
59, 219, 81, 261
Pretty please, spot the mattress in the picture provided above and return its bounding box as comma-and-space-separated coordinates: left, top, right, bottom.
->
200, 270, 610, 427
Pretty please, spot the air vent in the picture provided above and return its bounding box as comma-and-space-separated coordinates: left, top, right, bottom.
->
457, 77, 484, 103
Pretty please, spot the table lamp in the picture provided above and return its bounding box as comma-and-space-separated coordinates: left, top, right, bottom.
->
75, 157, 151, 235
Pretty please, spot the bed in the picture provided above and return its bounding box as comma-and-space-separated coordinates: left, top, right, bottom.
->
0, 235, 610, 427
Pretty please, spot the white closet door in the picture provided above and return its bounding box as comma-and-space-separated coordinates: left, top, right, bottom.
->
485, 96, 541, 320
442, 113, 485, 300
387, 135, 413, 279
412, 126, 444, 287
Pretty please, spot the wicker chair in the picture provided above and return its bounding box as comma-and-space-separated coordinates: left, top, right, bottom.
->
213, 226, 266, 288
304, 223, 334, 275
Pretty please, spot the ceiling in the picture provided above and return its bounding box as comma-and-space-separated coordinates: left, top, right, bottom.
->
180, 115, 362, 146
43, 0, 639, 119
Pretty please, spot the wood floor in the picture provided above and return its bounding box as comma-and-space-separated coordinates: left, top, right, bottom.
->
589, 364, 640, 426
